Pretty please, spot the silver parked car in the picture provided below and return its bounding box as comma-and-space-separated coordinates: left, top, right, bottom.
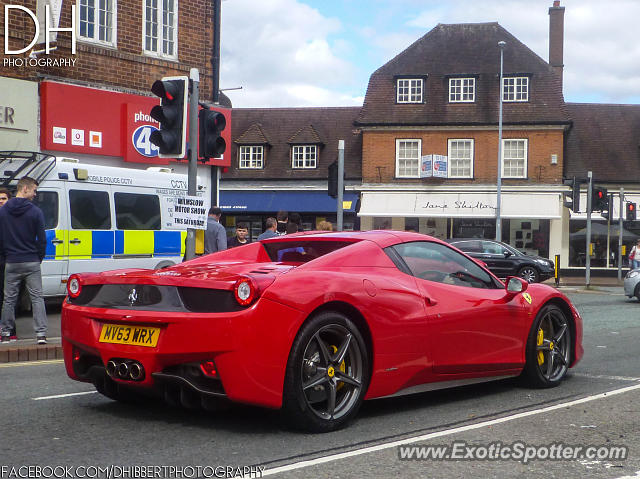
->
624, 268, 640, 300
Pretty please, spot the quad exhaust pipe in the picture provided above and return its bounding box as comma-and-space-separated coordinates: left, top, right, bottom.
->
106, 359, 145, 381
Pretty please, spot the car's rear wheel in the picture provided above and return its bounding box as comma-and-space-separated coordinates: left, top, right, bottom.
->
518, 266, 540, 283
283, 311, 370, 432
522, 304, 571, 388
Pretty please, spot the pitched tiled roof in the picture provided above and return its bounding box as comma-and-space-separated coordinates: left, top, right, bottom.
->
565, 103, 640, 183
287, 124, 323, 144
225, 107, 362, 180
357, 23, 569, 126
235, 123, 271, 144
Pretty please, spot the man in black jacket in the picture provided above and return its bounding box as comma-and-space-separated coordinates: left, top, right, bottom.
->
0, 177, 48, 344
0, 188, 17, 341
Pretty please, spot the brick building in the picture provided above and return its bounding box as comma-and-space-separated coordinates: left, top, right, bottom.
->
220, 107, 362, 239
1, 0, 229, 179
354, 12, 570, 262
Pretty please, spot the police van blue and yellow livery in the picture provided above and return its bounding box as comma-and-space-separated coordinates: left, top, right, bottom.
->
0, 152, 207, 299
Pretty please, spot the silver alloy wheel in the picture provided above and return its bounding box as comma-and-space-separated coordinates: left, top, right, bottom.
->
518, 267, 539, 283
535, 308, 570, 382
300, 324, 364, 421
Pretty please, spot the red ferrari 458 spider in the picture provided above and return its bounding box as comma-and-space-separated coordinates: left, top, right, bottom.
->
62, 231, 583, 432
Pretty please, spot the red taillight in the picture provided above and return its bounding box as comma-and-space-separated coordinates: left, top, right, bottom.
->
67, 275, 82, 298
233, 278, 256, 306
73, 347, 82, 362
200, 360, 218, 378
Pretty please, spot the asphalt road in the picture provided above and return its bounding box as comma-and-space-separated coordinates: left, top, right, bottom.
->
2, 288, 639, 479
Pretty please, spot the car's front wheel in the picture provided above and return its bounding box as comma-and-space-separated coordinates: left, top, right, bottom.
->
283, 311, 370, 432
518, 266, 540, 283
522, 304, 572, 388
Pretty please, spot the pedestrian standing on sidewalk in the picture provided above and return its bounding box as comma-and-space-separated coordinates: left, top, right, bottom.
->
629, 239, 640, 270
257, 217, 278, 241
204, 206, 227, 254
0, 188, 17, 341
0, 178, 48, 344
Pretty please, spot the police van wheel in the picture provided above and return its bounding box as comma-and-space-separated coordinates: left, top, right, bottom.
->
154, 261, 175, 270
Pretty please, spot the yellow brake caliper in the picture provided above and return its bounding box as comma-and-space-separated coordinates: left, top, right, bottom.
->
330, 345, 347, 389
537, 329, 545, 365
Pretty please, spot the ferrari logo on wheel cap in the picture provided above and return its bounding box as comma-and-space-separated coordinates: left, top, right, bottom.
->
327, 366, 335, 378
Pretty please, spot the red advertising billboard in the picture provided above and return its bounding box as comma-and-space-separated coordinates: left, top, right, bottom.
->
40, 81, 232, 166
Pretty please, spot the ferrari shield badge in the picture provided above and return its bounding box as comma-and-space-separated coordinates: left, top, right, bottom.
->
522, 292, 532, 304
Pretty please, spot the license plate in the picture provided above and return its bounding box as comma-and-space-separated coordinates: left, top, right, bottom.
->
99, 324, 160, 347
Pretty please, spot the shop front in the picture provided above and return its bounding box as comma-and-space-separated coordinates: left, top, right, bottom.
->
568, 191, 640, 270
358, 189, 563, 261
0, 77, 39, 151
219, 189, 360, 240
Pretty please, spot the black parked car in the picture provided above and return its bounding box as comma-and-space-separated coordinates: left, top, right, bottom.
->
445, 238, 555, 283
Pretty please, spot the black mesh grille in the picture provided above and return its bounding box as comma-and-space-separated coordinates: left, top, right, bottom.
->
67, 284, 246, 313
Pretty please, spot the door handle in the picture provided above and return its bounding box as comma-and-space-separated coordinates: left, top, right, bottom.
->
51, 239, 63, 245
69, 239, 82, 244
424, 296, 438, 306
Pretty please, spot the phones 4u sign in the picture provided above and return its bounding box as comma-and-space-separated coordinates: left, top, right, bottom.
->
420, 154, 448, 178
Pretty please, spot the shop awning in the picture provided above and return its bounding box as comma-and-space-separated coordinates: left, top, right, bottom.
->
220, 190, 359, 213
358, 192, 562, 219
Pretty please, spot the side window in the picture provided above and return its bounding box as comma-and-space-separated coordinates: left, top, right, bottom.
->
33, 191, 59, 230
481, 241, 506, 255
452, 240, 482, 253
114, 193, 161, 230
69, 190, 111, 230
388, 241, 497, 289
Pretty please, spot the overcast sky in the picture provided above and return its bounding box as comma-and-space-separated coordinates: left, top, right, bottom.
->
219, 0, 640, 108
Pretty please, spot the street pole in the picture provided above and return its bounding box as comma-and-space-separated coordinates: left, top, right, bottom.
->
585, 171, 592, 287
496, 41, 505, 241
337, 140, 344, 231
210, 0, 221, 209
185, 68, 200, 261
619, 188, 624, 281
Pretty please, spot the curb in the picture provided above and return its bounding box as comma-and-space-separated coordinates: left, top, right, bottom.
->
0, 340, 63, 363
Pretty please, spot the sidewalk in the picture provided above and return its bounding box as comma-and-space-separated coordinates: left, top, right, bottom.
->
0, 300, 63, 363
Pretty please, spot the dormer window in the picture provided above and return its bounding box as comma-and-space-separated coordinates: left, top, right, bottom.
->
239, 146, 263, 169
502, 77, 529, 102
292, 145, 317, 169
397, 78, 423, 103
449, 78, 475, 102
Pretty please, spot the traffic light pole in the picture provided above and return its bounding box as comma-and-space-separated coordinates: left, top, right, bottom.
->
619, 188, 624, 281
585, 171, 592, 288
185, 68, 200, 261
337, 140, 344, 231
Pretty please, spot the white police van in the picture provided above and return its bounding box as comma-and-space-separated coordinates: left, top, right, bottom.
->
0, 151, 207, 300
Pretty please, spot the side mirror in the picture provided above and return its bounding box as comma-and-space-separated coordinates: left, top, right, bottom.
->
505, 276, 528, 300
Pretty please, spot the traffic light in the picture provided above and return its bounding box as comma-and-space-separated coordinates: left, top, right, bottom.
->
627, 202, 637, 221
591, 186, 608, 212
601, 194, 614, 220
149, 76, 188, 158
562, 177, 580, 212
199, 108, 226, 159
328, 161, 338, 198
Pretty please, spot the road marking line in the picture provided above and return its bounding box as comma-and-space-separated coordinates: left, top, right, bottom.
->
263, 382, 640, 476
572, 372, 640, 382
0, 359, 64, 368
33, 391, 97, 401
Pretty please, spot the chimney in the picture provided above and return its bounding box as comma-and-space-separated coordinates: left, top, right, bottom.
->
549, 0, 565, 90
